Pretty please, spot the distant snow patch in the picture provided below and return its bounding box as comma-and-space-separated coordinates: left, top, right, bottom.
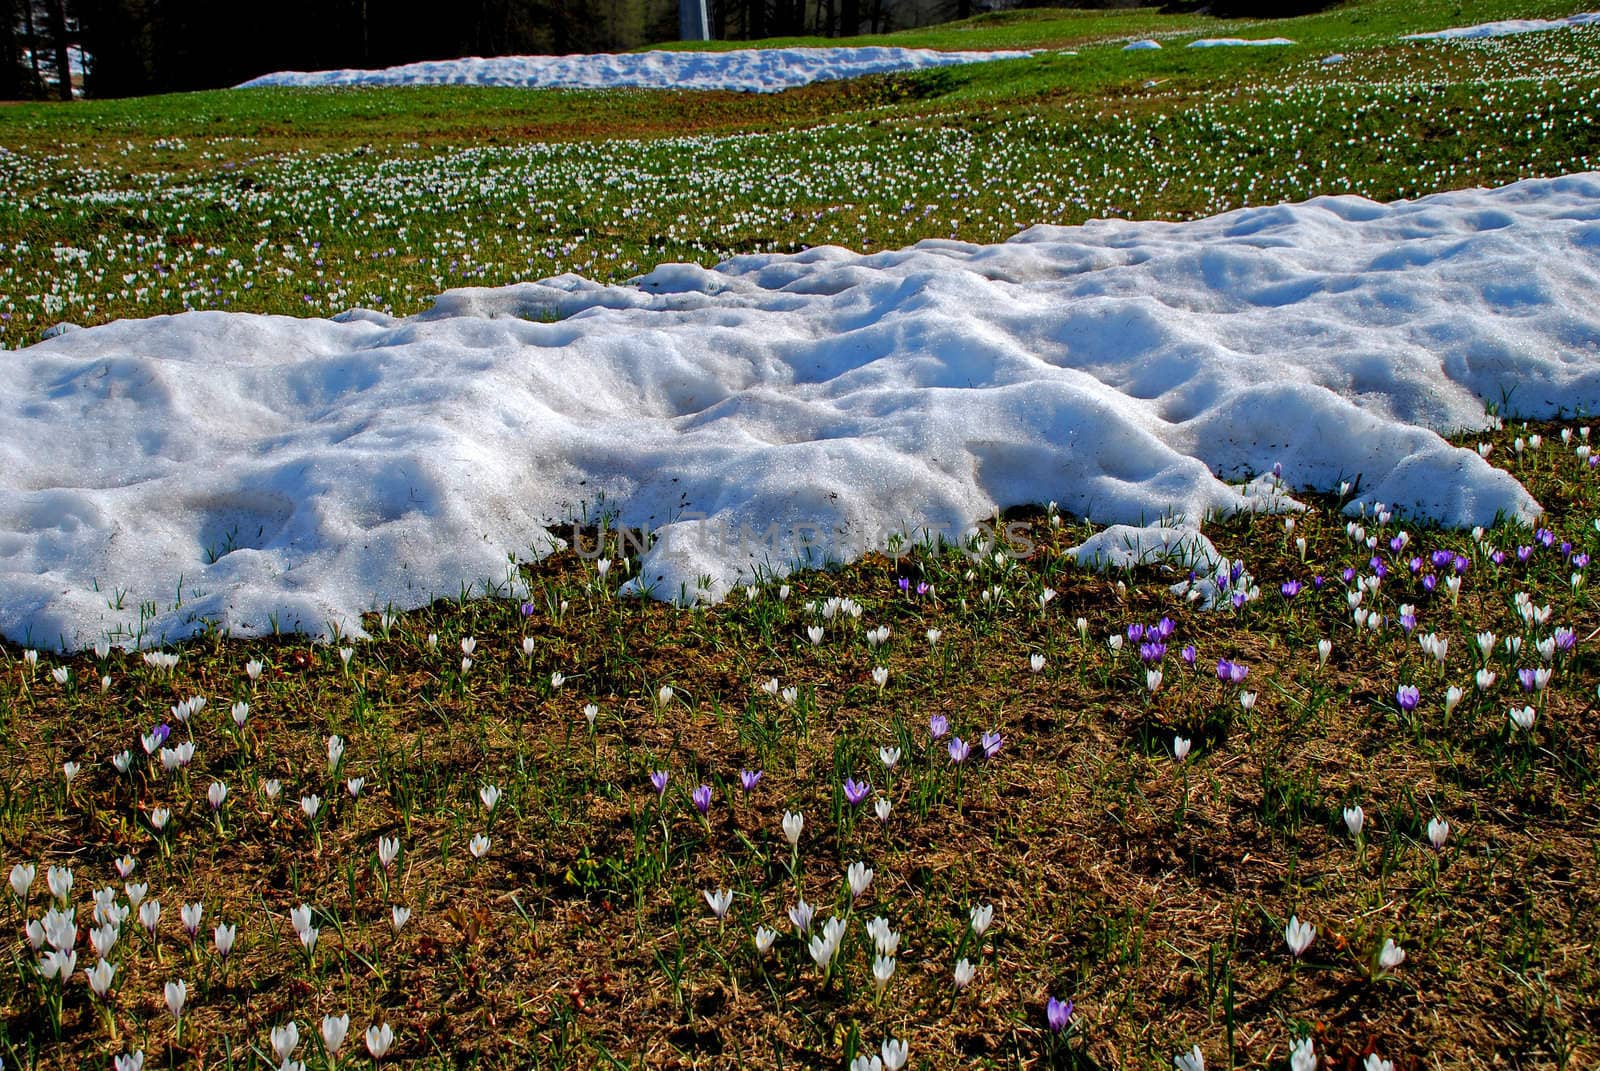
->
1403, 12, 1600, 41
1187, 37, 1294, 48
237, 46, 1034, 93
1321, 53, 1347, 64
1123, 39, 1162, 50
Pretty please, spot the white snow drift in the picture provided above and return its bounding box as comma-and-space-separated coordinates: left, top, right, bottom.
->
1186, 37, 1294, 48
1402, 11, 1600, 41
237, 46, 1033, 93
8, 174, 1600, 650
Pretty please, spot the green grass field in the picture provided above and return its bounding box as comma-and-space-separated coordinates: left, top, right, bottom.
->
2, 3, 1600, 1068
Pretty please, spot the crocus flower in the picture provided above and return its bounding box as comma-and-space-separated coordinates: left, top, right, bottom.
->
739, 769, 762, 793
10, 862, 35, 901
692, 785, 713, 815
1378, 938, 1405, 972
703, 888, 733, 920
847, 861, 873, 899
271, 1022, 300, 1065
321, 1015, 350, 1058
843, 778, 871, 806
1395, 685, 1420, 713
948, 737, 971, 765
953, 958, 976, 989
981, 731, 1004, 759
1284, 915, 1315, 957
1046, 996, 1073, 1032
1427, 817, 1450, 849
928, 714, 948, 740
649, 771, 668, 796
364, 1023, 394, 1060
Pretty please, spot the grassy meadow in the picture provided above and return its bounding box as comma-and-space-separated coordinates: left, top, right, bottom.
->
1, 2, 1599, 1069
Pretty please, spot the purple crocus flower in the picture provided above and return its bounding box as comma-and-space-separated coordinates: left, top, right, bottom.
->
1281, 580, 1302, 598
1537, 528, 1556, 548
843, 777, 871, 806
740, 769, 763, 793
1574, 553, 1591, 570
1230, 561, 1245, 586
520, 601, 537, 616
929, 714, 949, 740
1408, 556, 1423, 575
1231, 591, 1247, 609
1046, 997, 1073, 1032
1431, 549, 1454, 569
1399, 611, 1417, 633
151, 723, 172, 748
1454, 555, 1470, 574
948, 737, 971, 765
1342, 567, 1356, 583
692, 784, 713, 814
1182, 644, 1197, 666
1155, 617, 1176, 639
980, 731, 1003, 759
897, 577, 910, 593
1517, 545, 1534, 563
1312, 575, 1324, 590
1390, 535, 1406, 553
1518, 668, 1537, 692
1555, 627, 1576, 652
1216, 659, 1233, 681
1139, 642, 1166, 663
916, 582, 930, 596
649, 770, 668, 795
1372, 559, 1388, 579
1492, 549, 1507, 565
1562, 540, 1574, 558
1422, 575, 1437, 593
1396, 685, 1420, 713
1127, 623, 1146, 642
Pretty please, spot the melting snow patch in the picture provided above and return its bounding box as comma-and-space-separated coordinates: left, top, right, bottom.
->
7, 174, 1600, 650
237, 46, 1034, 93
1186, 37, 1295, 48
1123, 39, 1162, 50
1402, 12, 1600, 41
1321, 53, 1347, 65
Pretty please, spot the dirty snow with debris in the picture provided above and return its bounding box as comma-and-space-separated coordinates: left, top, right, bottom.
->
237, 46, 1033, 93
6, 174, 1600, 650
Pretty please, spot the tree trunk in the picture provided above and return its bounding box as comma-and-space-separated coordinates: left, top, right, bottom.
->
48, 0, 71, 99
23, 0, 41, 93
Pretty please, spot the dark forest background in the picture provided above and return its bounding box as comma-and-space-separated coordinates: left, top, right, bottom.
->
0, 0, 1336, 99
